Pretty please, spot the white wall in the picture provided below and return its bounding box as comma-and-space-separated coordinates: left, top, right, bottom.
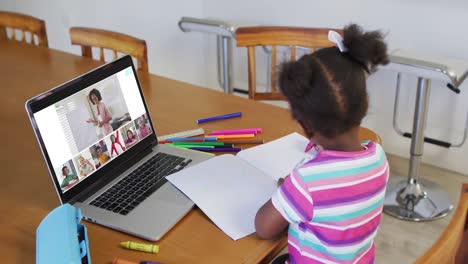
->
0, 0, 208, 87
2, 0, 467, 175
201, 0, 468, 176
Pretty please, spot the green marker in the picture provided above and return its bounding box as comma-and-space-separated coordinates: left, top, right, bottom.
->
166, 144, 215, 156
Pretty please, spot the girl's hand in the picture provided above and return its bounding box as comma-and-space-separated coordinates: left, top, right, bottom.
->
315, 144, 325, 151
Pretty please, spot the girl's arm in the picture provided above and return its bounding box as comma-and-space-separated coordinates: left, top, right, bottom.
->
256, 174, 314, 240
255, 199, 288, 240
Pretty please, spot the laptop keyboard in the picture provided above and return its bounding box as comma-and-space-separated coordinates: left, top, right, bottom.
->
89, 152, 192, 215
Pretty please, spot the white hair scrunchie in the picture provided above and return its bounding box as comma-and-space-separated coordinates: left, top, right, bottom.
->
328, 30, 348, 53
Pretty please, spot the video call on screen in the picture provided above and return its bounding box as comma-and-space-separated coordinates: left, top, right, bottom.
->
34, 67, 152, 193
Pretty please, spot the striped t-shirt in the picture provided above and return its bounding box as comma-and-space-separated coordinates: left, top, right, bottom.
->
271, 141, 389, 264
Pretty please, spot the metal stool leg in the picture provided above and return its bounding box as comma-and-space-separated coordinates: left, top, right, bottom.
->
217, 36, 233, 94
383, 77, 454, 221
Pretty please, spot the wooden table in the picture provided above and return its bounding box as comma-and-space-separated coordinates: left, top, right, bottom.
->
0, 41, 381, 263
0, 42, 297, 264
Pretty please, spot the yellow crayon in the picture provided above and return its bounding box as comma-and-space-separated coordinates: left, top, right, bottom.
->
120, 241, 159, 253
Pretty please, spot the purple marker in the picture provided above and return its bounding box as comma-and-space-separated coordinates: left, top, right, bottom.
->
189, 147, 241, 152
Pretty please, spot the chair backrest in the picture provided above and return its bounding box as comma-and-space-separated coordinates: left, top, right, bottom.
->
358, 127, 382, 145
0, 11, 48, 47
415, 184, 468, 264
69, 27, 148, 72
236, 26, 339, 100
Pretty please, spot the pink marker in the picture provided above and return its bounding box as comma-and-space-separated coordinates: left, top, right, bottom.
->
209, 128, 262, 135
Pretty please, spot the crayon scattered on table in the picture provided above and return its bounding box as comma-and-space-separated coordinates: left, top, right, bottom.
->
120, 241, 159, 254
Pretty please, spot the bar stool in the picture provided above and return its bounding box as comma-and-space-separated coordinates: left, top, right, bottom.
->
383, 50, 468, 221
179, 17, 237, 94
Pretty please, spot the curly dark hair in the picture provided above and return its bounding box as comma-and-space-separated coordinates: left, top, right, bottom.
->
61, 166, 69, 175
279, 24, 389, 138
88, 88, 102, 105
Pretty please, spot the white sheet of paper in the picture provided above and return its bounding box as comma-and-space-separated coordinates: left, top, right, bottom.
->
167, 154, 276, 240
236, 132, 310, 180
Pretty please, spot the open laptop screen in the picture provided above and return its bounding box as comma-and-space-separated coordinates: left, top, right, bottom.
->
26, 56, 156, 201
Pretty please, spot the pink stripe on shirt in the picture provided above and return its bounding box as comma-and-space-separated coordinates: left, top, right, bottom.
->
304, 161, 387, 189
311, 172, 388, 204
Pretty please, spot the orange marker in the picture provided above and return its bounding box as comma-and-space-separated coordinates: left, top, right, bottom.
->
212, 134, 255, 139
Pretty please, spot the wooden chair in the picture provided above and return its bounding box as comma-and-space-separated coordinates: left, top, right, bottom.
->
236, 27, 382, 144
358, 127, 382, 145
236, 26, 339, 101
0, 11, 48, 47
415, 184, 468, 264
69, 27, 148, 72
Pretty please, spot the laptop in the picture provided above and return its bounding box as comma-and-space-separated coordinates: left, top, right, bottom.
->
25, 55, 211, 241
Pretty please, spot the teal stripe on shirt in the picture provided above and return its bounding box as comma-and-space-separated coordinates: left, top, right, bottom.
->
289, 228, 372, 260
282, 203, 299, 222
313, 196, 385, 222
301, 151, 385, 182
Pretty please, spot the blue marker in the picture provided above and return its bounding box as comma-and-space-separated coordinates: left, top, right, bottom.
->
197, 112, 242, 124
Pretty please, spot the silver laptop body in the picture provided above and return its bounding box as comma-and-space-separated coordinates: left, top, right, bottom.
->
25, 56, 211, 240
